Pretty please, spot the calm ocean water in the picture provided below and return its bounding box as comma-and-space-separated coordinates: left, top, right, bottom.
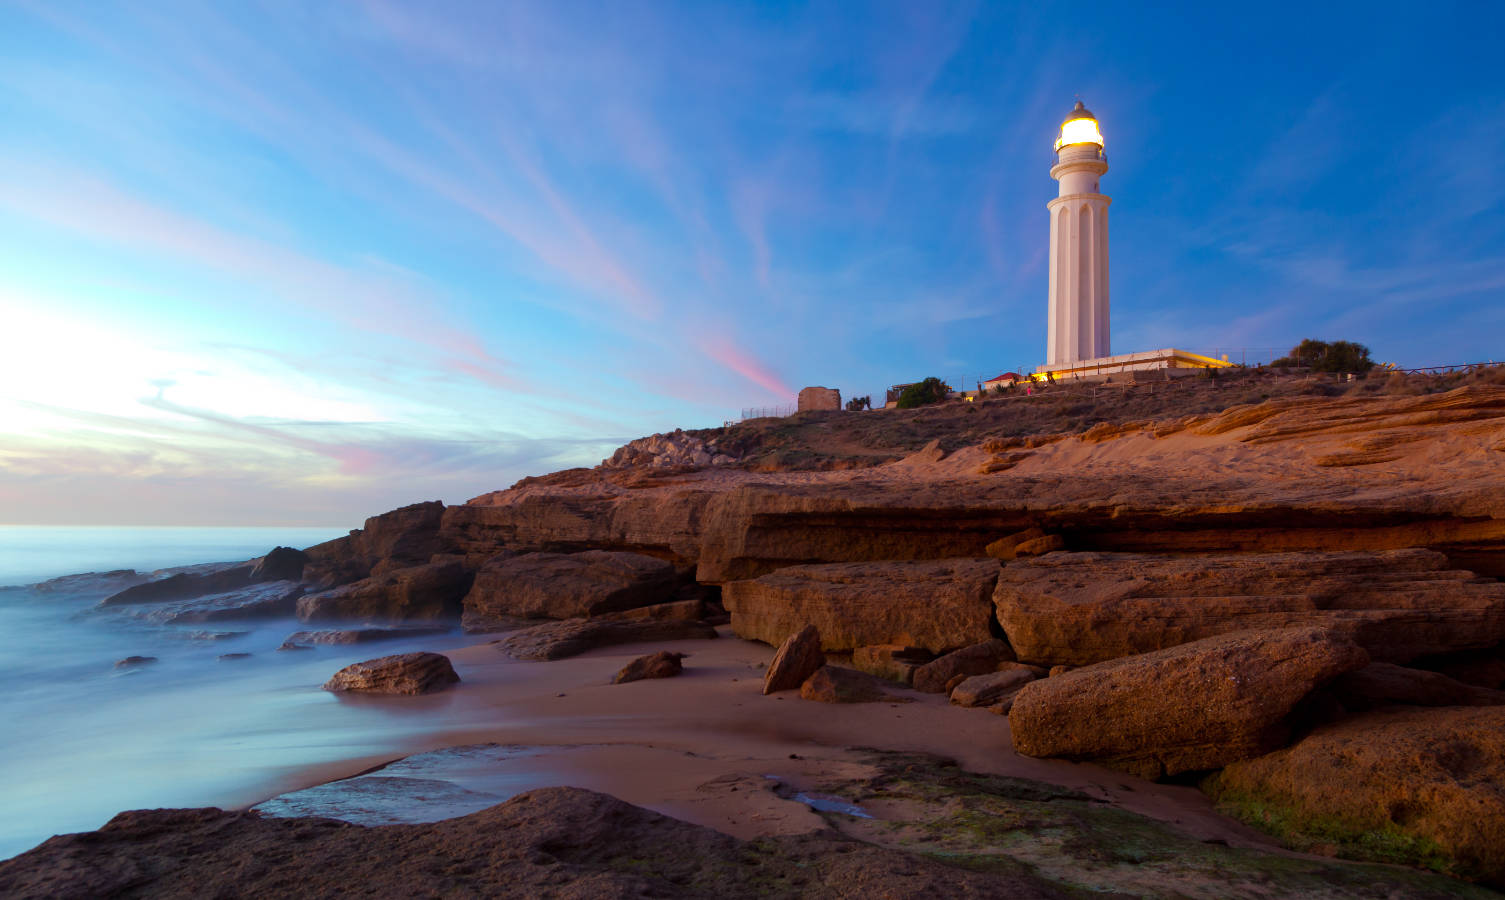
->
0, 526, 481, 860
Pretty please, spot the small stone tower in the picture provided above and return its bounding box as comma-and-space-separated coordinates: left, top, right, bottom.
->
1046, 100, 1110, 367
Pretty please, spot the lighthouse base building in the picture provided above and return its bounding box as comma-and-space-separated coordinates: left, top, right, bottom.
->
1034, 102, 1229, 382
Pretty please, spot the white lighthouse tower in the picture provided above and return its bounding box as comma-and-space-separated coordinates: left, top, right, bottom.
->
1046, 100, 1110, 367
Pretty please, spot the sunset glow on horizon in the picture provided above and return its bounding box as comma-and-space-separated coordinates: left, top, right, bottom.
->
2, 2, 1501, 526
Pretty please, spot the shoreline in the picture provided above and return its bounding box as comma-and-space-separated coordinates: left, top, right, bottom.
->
235, 626, 1292, 854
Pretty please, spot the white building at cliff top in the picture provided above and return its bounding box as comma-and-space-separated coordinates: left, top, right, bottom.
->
1037, 101, 1229, 380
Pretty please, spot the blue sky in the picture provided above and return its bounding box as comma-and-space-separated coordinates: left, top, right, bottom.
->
1, 1, 1502, 526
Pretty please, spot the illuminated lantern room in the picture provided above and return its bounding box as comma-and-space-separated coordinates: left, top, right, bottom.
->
1054, 100, 1104, 152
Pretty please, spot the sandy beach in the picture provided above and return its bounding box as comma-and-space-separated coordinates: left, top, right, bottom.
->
248, 625, 1289, 854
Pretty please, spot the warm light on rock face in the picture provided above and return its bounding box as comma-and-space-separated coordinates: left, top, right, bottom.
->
1055, 116, 1103, 151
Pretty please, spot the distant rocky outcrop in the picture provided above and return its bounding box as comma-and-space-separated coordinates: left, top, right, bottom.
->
279, 625, 450, 650
462, 551, 681, 629
297, 560, 473, 623
601, 430, 738, 470
100, 563, 257, 607
1009, 627, 1369, 779
322, 652, 459, 695
138, 581, 305, 625
723, 559, 999, 654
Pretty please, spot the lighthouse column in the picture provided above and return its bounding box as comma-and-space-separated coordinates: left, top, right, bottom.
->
1045, 101, 1110, 368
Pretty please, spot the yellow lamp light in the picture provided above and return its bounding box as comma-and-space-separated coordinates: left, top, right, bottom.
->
1054, 100, 1103, 151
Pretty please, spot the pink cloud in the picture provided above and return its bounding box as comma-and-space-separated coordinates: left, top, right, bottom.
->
695, 334, 793, 399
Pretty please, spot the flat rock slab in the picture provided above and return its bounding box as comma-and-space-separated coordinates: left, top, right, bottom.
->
497, 611, 716, 661
1209, 706, 1505, 887
723, 558, 1000, 654
280, 625, 450, 649
950, 666, 1038, 708
297, 561, 473, 624
1329, 662, 1505, 711
463, 550, 681, 629
132, 581, 305, 625
911, 639, 1016, 693
799, 666, 899, 704
1009, 626, 1369, 779
323, 652, 459, 695
995, 549, 1505, 667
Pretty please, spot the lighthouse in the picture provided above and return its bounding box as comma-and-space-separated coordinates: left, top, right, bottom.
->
1046, 100, 1110, 367
1030, 101, 1232, 381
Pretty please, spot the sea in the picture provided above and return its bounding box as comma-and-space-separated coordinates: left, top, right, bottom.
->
0, 526, 483, 861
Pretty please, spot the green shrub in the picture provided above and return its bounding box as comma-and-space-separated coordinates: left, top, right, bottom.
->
896, 377, 952, 409
1271, 339, 1374, 373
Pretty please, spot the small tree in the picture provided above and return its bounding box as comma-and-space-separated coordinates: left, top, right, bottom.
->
896, 377, 952, 409
1271, 339, 1374, 373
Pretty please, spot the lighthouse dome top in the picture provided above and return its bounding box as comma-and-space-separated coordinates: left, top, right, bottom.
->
1055, 100, 1104, 151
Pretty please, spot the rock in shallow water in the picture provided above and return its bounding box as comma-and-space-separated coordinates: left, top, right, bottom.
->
322, 652, 459, 695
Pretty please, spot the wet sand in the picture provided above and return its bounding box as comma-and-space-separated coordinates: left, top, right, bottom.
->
248, 626, 1287, 852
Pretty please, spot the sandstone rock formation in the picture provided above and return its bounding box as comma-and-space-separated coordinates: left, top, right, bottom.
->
249, 546, 308, 582
462, 550, 680, 629
994, 549, 1505, 667
296, 560, 473, 623
799, 666, 892, 703
949, 665, 1039, 708
135, 581, 305, 624
911, 639, 1016, 693
302, 501, 446, 589
851, 644, 933, 684
1009, 627, 1369, 779
762, 624, 825, 694
496, 603, 717, 661
1326, 662, 1505, 711
279, 625, 450, 649
613, 651, 686, 684
601, 429, 738, 470
322, 652, 459, 695
723, 559, 999, 653
100, 563, 256, 607
0, 787, 1069, 899
1209, 706, 1505, 886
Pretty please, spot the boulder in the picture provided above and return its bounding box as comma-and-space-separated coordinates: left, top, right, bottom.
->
114, 656, 156, 668
1328, 662, 1505, 711
949, 665, 1039, 708
799, 666, 891, 704
1009, 627, 1369, 779
322, 652, 459, 695
279, 625, 450, 649
497, 605, 717, 661
462, 551, 681, 628
911, 639, 1016, 693
302, 501, 446, 589
613, 651, 685, 684
852, 644, 933, 685
297, 561, 473, 623
995, 549, 1505, 667
250, 546, 308, 582
1208, 706, 1505, 886
763, 624, 825, 694
722, 559, 999, 654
